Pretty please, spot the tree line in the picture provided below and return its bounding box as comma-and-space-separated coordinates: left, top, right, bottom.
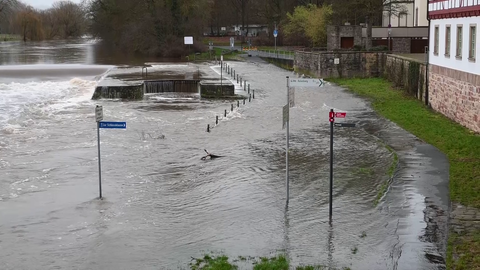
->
0, 0, 403, 56
0, 0, 87, 41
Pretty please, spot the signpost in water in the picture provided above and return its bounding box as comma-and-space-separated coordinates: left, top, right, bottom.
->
95, 105, 126, 199
328, 109, 355, 222
284, 76, 325, 205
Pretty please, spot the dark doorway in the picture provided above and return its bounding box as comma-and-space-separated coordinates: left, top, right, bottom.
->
411, 39, 429, 53
341, 37, 354, 49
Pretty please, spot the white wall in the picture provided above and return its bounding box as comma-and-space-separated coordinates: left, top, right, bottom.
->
414, 0, 428, 26
429, 17, 480, 75
383, 2, 416, 27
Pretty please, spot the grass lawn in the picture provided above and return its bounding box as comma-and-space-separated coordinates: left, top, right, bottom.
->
1, 34, 21, 41
328, 77, 480, 270
189, 254, 351, 270
189, 47, 246, 61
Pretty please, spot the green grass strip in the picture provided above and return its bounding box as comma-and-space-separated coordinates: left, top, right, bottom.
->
329, 77, 480, 270
328, 78, 480, 207
254, 255, 289, 270
189, 48, 246, 62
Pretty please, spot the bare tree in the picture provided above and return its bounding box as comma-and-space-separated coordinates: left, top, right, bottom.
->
52, 1, 86, 38
13, 6, 43, 41
0, 0, 18, 14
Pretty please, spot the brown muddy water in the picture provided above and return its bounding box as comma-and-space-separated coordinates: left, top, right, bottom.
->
0, 39, 448, 269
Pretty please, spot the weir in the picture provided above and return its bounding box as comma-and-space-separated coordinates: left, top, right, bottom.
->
144, 80, 200, 94
93, 79, 238, 100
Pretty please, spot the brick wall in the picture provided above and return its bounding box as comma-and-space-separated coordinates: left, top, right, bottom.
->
429, 65, 480, 133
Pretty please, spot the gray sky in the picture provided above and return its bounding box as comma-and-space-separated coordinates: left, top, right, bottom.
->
21, 0, 83, 10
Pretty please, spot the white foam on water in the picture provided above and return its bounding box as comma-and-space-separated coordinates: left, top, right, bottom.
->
0, 78, 97, 132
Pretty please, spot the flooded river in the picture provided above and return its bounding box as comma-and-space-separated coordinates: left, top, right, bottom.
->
0, 39, 448, 269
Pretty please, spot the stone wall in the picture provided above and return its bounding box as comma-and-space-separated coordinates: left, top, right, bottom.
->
392, 38, 411, 53
429, 65, 480, 133
327, 25, 363, 50
294, 51, 385, 78
384, 54, 427, 101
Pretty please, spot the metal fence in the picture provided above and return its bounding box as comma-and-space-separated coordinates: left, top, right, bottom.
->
257, 50, 295, 60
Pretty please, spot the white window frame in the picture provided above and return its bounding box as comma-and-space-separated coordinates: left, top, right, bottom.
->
434, 25, 439, 55
445, 25, 451, 57
456, 25, 463, 59
469, 24, 476, 61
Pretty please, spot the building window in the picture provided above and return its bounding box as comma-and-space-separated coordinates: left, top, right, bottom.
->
415, 8, 418, 26
456, 25, 463, 58
469, 25, 476, 61
434, 26, 439, 55
445, 26, 451, 57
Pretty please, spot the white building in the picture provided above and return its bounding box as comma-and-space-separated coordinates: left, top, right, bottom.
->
428, 0, 480, 132
383, 0, 429, 27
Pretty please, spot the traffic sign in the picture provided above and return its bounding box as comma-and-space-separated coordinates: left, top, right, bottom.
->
288, 78, 324, 87
334, 123, 356, 128
335, 112, 346, 118
95, 105, 103, 122
273, 29, 278, 38
99, 121, 127, 129
282, 104, 289, 129
289, 88, 295, 107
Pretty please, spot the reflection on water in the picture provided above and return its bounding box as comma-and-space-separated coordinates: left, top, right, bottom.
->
0, 38, 183, 66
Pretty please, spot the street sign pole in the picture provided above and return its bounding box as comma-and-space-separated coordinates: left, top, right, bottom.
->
274, 22, 278, 58
329, 109, 334, 222
286, 76, 290, 205
221, 55, 223, 92
97, 121, 102, 199
95, 105, 103, 199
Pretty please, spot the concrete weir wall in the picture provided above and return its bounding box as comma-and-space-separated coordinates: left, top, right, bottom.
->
199, 80, 235, 98
144, 80, 200, 93
92, 85, 144, 100
92, 79, 237, 100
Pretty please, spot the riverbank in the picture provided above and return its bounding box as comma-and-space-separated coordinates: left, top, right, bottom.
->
328, 77, 480, 270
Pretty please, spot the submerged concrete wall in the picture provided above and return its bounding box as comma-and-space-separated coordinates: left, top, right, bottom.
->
144, 80, 200, 93
92, 85, 144, 100
200, 81, 235, 98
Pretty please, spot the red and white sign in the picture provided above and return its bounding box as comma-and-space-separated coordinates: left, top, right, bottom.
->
335, 112, 346, 118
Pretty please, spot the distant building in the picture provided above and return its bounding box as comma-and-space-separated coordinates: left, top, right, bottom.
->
326, 23, 428, 53
383, 0, 429, 27
231, 24, 269, 37
428, 0, 480, 132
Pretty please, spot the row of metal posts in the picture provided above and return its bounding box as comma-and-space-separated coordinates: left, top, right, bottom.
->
207, 62, 255, 133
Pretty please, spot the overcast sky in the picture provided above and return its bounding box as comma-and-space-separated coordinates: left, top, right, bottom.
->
21, 0, 83, 10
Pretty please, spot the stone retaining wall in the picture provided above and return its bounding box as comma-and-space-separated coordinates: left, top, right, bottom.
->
384, 54, 427, 102
293, 50, 480, 133
294, 51, 385, 78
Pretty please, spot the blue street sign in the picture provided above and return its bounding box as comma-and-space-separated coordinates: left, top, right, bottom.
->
273, 29, 278, 38
99, 121, 127, 129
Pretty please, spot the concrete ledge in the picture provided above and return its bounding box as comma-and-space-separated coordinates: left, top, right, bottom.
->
200, 80, 235, 98
92, 85, 144, 100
